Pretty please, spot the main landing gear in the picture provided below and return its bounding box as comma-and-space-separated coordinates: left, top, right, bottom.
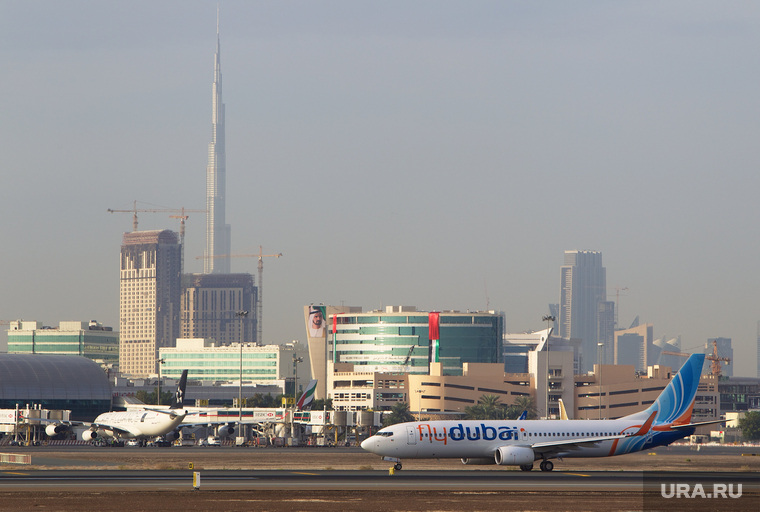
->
539, 460, 554, 472
519, 460, 553, 472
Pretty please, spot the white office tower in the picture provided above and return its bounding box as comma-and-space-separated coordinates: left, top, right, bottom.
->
204, 13, 231, 274
559, 250, 607, 373
120, 230, 182, 377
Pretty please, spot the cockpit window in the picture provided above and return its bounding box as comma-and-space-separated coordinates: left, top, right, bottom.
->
377, 431, 393, 437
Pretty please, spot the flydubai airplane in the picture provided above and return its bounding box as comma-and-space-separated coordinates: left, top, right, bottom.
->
362, 354, 721, 472
40, 370, 195, 443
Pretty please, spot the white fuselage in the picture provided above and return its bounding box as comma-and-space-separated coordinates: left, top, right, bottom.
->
93, 409, 187, 439
362, 418, 678, 461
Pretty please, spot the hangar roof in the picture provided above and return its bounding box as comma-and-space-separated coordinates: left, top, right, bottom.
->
0, 354, 111, 401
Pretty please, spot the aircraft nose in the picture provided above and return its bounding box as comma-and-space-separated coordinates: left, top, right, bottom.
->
360, 437, 375, 452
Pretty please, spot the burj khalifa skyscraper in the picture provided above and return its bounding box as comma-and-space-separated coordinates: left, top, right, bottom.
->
204, 10, 231, 274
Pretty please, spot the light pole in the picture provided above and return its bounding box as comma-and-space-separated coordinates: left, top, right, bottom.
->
293, 352, 304, 402
236, 311, 249, 440
542, 315, 555, 419
416, 388, 426, 421
291, 344, 304, 445
597, 342, 604, 420
156, 358, 165, 405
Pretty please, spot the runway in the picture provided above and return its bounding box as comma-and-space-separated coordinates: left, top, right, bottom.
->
1, 447, 759, 511
1, 468, 758, 492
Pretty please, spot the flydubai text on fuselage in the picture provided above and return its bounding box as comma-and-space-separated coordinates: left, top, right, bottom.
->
362, 354, 720, 471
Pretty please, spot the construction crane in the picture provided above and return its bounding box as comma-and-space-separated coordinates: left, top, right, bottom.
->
196, 246, 283, 343
107, 201, 206, 272
662, 340, 732, 378
611, 286, 628, 330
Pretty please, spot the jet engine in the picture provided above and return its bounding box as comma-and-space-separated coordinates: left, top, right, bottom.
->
494, 446, 535, 466
461, 457, 496, 465
81, 430, 99, 442
165, 430, 181, 441
45, 424, 68, 437
217, 424, 235, 437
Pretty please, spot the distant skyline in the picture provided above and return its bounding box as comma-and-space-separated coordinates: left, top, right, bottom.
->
1, 2, 759, 376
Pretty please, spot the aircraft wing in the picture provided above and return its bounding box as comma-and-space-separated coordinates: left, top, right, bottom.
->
89, 422, 134, 436
20, 416, 90, 429
143, 407, 186, 419
28, 416, 134, 437
530, 433, 628, 453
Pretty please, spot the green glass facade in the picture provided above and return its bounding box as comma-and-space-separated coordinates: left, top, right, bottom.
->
7, 322, 119, 367
159, 340, 293, 384
332, 311, 503, 376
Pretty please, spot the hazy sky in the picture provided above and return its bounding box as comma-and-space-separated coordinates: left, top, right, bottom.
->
2, 2, 759, 376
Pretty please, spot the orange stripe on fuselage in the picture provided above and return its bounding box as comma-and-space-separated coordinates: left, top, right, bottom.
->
608, 419, 649, 456
608, 438, 620, 456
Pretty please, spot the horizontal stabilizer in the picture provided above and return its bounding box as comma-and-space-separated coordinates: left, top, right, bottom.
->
669, 419, 725, 430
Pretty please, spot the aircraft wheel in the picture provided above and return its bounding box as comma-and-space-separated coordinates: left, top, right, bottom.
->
539, 460, 553, 472
519, 464, 533, 472
394, 463, 402, 471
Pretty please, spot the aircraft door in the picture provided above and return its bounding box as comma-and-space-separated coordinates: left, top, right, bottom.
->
406, 426, 417, 445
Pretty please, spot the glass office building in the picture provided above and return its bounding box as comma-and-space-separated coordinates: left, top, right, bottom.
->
159, 338, 294, 389
7, 320, 118, 367
329, 307, 503, 376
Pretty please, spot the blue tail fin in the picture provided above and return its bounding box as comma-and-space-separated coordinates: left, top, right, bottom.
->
622, 353, 705, 424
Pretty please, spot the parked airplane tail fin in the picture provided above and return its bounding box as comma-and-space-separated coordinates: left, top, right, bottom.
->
296, 379, 318, 410
558, 398, 569, 420
622, 353, 705, 426
171, 370, 188, 409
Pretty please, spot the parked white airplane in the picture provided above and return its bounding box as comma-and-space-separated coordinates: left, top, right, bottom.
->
40, 370, 193, 442
362, 354, 721, 471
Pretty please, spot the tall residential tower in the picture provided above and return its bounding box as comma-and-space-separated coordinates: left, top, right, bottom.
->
119, 230, 182, 377
204, 14, 231, 274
